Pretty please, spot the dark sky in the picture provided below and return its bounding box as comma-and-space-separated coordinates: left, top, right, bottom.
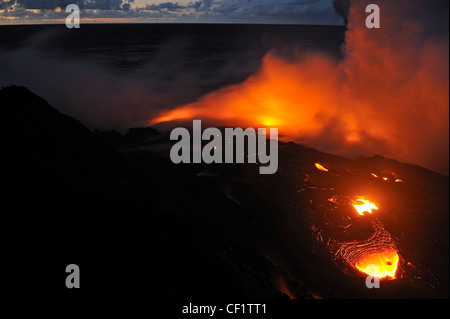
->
0, 0, 344, 24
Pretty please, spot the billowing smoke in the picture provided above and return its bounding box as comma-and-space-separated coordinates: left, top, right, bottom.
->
332, 0, 350, 25
152, 0, 449, 175
0, 41, 195, 130
0, 0, 448, 175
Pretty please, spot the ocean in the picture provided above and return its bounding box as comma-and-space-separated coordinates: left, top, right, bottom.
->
0, 24, 345, 129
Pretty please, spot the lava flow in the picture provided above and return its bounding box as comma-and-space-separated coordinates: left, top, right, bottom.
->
315, 163, 329, 172
355, 250, 399, 279
352, 198, 378, 216
309, 174, 399, 280
336, 222, 399, 280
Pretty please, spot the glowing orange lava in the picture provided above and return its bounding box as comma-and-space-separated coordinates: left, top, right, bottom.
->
355, 250, 399, 279
352, 198, 378, 215
315, 163, 329, 172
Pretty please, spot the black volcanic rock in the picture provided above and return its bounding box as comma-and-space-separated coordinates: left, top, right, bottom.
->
0, 86, 296, 299
126, 126, 160, 139
95, 126, 161, 149
1, 85, 156, 201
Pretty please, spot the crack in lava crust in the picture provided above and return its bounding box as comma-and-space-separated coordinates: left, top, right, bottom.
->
336, 222, 399, 279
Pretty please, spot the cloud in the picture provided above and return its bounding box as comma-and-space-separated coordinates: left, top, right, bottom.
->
0, 0, 140, 22
195, 0, 343, 24
145, 2, 184, 12
0, 0, 15, 10
16, 1, 77, 9
2, 0, 135, 10
82, 0, 135, 10
0, 0, 344, 24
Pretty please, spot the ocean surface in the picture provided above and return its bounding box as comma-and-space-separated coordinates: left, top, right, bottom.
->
0, 23, 345, 75
0, 24, 345, 129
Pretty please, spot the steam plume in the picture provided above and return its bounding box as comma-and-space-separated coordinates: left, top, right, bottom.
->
152, 0, 449, 175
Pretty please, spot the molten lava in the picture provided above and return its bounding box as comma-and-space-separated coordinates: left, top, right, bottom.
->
315, 163, 329, 172
337, 222, 400, 280
355, 250, 399, 279
352, 198, 378, 215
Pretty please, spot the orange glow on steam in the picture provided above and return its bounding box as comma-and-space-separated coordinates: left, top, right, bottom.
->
149, 0, 449, 175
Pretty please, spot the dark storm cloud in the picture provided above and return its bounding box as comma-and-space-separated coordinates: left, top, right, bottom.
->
213, 0, 321, 14
198, 0, 212, 9
143, 0, 213, 13
1, 0, 344, 25
332, 0, 349, 24
206, 0, 342, 24
83, 0, 135, 10
16, 0, 75, 9
145, 2, 184, 12
131, 0, 342, 24
11, 0, 134, 10
0, 0, 15, 9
